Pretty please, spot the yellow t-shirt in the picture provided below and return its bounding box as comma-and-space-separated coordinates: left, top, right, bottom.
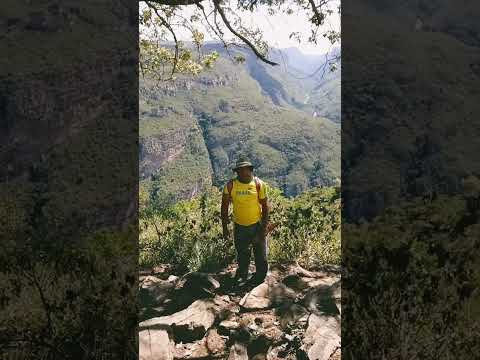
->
223, 178, 267, 226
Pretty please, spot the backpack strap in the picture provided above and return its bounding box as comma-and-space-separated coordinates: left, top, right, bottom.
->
228, 177, 262, 202
227, 179, 234, 199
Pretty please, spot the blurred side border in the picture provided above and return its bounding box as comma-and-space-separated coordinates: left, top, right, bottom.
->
342, 0, 480, 358
0, 1, 139, 359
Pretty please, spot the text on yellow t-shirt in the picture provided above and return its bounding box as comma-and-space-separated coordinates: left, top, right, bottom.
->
223, 178, 267, 226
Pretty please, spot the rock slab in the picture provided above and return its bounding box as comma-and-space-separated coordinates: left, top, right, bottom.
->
140, 299, 216, 342
239, 283, 271, 309
139, 329, 174, 360
303, 313, 340, 360
239, 282, 296, 310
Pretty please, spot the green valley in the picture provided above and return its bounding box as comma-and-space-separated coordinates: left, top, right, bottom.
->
140, 44, 340, 203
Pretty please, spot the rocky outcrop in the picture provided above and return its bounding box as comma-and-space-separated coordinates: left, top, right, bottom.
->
195, 74, 239, 88
139, 130, 187, 179
139, 120, 213, 202
140, 299, 217, 341
141, 105, 177, 118
143, 74, 240, 97
139, 263, 341, 360
139, 328, 174, 360
302, 314, 340, 360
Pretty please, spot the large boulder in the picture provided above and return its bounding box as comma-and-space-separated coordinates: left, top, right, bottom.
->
239, 283, 271, 310
139, 275, 176, 320
239, 282, 296, 310
171, 272, 221, 310
302, 313, 340, 360
139, 299, 216, 342
139, 328, 174, 360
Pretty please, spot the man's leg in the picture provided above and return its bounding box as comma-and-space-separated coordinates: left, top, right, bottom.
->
233, 223, 251, 280
252, 223, 268, 281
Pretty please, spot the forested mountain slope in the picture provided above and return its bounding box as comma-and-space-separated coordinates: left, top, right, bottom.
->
140, 45, 340, 202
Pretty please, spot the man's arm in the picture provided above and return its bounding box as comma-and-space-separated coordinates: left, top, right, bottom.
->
221, 193, 231, 240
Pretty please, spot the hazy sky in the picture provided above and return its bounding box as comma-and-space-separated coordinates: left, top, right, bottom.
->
240, 4, 341, 54
141, 1, 340, 55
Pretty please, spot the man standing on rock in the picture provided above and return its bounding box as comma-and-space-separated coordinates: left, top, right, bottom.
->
221, 158, 270, 286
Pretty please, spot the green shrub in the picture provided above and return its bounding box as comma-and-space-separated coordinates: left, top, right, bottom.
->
140, 186, 235, 273
139, 184, 341, 272
268, 186, 341, 266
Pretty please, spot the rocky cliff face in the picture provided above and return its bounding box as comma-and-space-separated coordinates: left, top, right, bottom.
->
140, 128, 189, 180
143, 74, 240, 97
139, 98, 214, 202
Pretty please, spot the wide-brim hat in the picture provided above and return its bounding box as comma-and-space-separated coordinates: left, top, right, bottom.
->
232, 160, 254, 171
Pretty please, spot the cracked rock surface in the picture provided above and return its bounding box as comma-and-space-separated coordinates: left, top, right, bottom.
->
139, 263, 341, 359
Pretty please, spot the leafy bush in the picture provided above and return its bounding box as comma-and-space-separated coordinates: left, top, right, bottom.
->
269, 186, 341, 266
139, 184, 341, 272
140, 187, 235, 273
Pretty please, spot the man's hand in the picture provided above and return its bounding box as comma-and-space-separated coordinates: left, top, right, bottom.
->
259, 197, 269, 238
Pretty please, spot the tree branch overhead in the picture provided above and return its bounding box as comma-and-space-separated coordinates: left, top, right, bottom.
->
139, 0, 340, 78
